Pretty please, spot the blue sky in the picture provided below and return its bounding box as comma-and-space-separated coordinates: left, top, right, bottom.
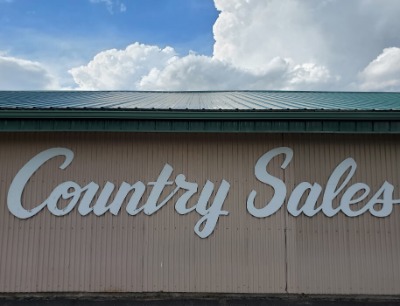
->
0, 0, 399, 91
0, 0, 217, 60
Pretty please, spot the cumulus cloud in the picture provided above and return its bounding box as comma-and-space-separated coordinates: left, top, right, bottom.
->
69, 0, 400, 91
213, 0, 400, 87
0, 55, 58, 90
140, 54, 333, 91
69, 43, 177, 90
69, 43, 334, 91
213, 0, 327, 71
358, 48, 400, 91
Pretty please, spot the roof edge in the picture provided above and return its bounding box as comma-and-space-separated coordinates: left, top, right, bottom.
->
1, 109, 400, 120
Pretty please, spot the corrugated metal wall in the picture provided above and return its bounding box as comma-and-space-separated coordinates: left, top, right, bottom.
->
0, 132, 399, 295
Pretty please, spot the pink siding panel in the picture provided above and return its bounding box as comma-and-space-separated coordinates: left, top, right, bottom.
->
0, 132, 399, 295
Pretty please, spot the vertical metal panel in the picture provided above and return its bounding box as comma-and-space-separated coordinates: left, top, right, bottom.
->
0, 133, 286, 293
285, 134, 400, 295
0, 132, 399, 295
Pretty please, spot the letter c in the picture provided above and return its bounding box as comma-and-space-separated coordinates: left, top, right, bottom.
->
7, 148, 74, 219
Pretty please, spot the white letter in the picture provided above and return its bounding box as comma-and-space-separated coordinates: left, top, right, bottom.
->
93, 181, 147, 216
247, 147, 293, 218
367, 182, 396, 217
174, 174, 198, 214
7, 148, 74, 219
125, 181, 146, 216
287, 182, 322, 217
194, 180, 230, 239
46, 181, 82, 216
322, 158, 357, 217
78, 182, 100, 216
340, 183, 370, 217
143, 164, 176, 215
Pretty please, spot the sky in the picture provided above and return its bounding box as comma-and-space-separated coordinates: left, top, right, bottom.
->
0, 0, 399, 92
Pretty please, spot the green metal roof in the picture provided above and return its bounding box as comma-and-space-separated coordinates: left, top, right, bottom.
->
1, 91, 399, 110
1, 91, 400, 133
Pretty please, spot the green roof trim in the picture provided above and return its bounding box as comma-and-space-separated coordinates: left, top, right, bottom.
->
1, 109, 400, 120
1, 91, 400, 133
1, 116, 400, 134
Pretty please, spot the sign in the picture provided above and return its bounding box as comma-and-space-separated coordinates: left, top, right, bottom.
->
6, 147, 400, 238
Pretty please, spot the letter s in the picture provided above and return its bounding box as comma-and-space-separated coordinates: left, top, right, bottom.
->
247, 147, 293, 217
7, 148, 74, 219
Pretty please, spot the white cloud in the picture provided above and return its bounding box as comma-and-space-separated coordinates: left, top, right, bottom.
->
89, 0, 126, 14
53, 0, 400, 91
0, 55, 58, 90
140, 54, 334, 91
69, 42, 334, 91
69, 43, 177, 90
213, 0, 400, 89
139, 53, 256, 91
213, 0, 328, 71
358, 48, 400, 91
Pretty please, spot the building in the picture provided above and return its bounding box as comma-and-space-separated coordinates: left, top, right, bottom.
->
1, 91, 400, 305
